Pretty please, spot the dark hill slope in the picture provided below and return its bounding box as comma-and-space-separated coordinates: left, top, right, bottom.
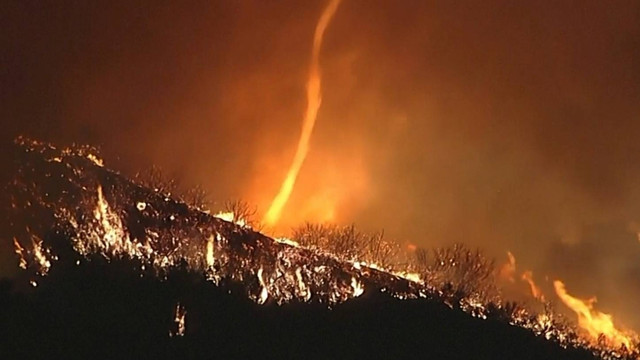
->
0, 262, 596, 360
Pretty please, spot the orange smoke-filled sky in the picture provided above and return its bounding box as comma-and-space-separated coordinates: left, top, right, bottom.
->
2, 0, 640, 329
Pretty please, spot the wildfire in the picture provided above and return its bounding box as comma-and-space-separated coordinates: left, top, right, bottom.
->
170, 303, 187, 337
26, 138, 385, 307
256, 267, 269, 305
94, 185, 126, 249
498, 252, 545, 302
31, 235, 52, 275
263, 0, 342, 226
213, 211, 247, 227
392, 270, 422, 284
13, 238, 27, 270
521, 271, 544, 301
350, 277, 364, 297
10, 137, 640, 359
498, 251, 516, 283
553, 280, 635, 350
206, 235, 215, 268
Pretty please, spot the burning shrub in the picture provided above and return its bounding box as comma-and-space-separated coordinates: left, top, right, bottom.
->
292, 223, 362, 260
183, 185, 209, 211
221, 199, 260, 230
413, 243, 499, 306
11, 138, 640, 359
359, 229, 401, 269
135, 166, 179, 197
291, 223, 400, 268
134, 166, 212, 212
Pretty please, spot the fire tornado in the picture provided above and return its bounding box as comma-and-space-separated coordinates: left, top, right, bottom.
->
263, 0, 342, 226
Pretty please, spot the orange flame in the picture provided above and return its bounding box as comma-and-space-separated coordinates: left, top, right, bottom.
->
521, 271, 544, 301
213, 211, 247, 227
263, 0, 342, 226
498, 251, 516, 283
206, 235, 214, 268
13, 238, 27, 270
170, 303, 186, 337
553, 280, 634, 349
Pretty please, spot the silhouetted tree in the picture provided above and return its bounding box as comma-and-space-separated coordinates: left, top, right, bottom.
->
413, 243, 499, 304
223, 199, 260, 230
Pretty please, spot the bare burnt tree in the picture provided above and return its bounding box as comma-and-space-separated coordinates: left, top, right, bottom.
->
183, 185, 209, 211
414, 248, 429, 269
133, 165, 213, 211
412, 243, 498, 304
293, 223, 360, 258
292, 223, 360, 258
223, 199, 260, 230
134, 166, 179, 196
292, 223, 400, 267
359, 230, 401, 270
292, 222, 331, 249
328, 224, 363, 260
412, 247, 430, 277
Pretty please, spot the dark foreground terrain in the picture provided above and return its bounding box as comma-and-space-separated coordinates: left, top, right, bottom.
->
0, 258, 596, 360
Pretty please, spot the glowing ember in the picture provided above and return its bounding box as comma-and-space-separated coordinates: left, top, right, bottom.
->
170, 303, 187, 337
553, 280, 635, 350
86, 153, 104, 167
263, 0, 342, 226
351, 277, 364, 297
94, 186, 127, 249
206, 235, 215, 268
31, 235, 52, 275
13, 238, 27, 270
295, 267, 311, 301
256, 267, 269, 305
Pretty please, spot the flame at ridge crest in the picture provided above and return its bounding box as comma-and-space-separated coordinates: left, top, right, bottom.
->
213, 211, 247, 227
553, 280, 635, 350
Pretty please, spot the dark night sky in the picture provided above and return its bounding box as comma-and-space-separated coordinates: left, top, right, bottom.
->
2, 1, 640, 329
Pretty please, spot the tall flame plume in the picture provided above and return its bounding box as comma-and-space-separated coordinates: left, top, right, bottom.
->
554, 280, 634, 350
263, 0, 342, 226
522, 271, 544, 301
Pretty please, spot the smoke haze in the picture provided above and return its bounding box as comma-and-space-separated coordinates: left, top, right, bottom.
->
2, 0, 640, 329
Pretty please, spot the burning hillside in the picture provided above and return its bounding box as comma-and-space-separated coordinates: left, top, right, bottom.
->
4, 138, 639, 360
8, 138, 423, 306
